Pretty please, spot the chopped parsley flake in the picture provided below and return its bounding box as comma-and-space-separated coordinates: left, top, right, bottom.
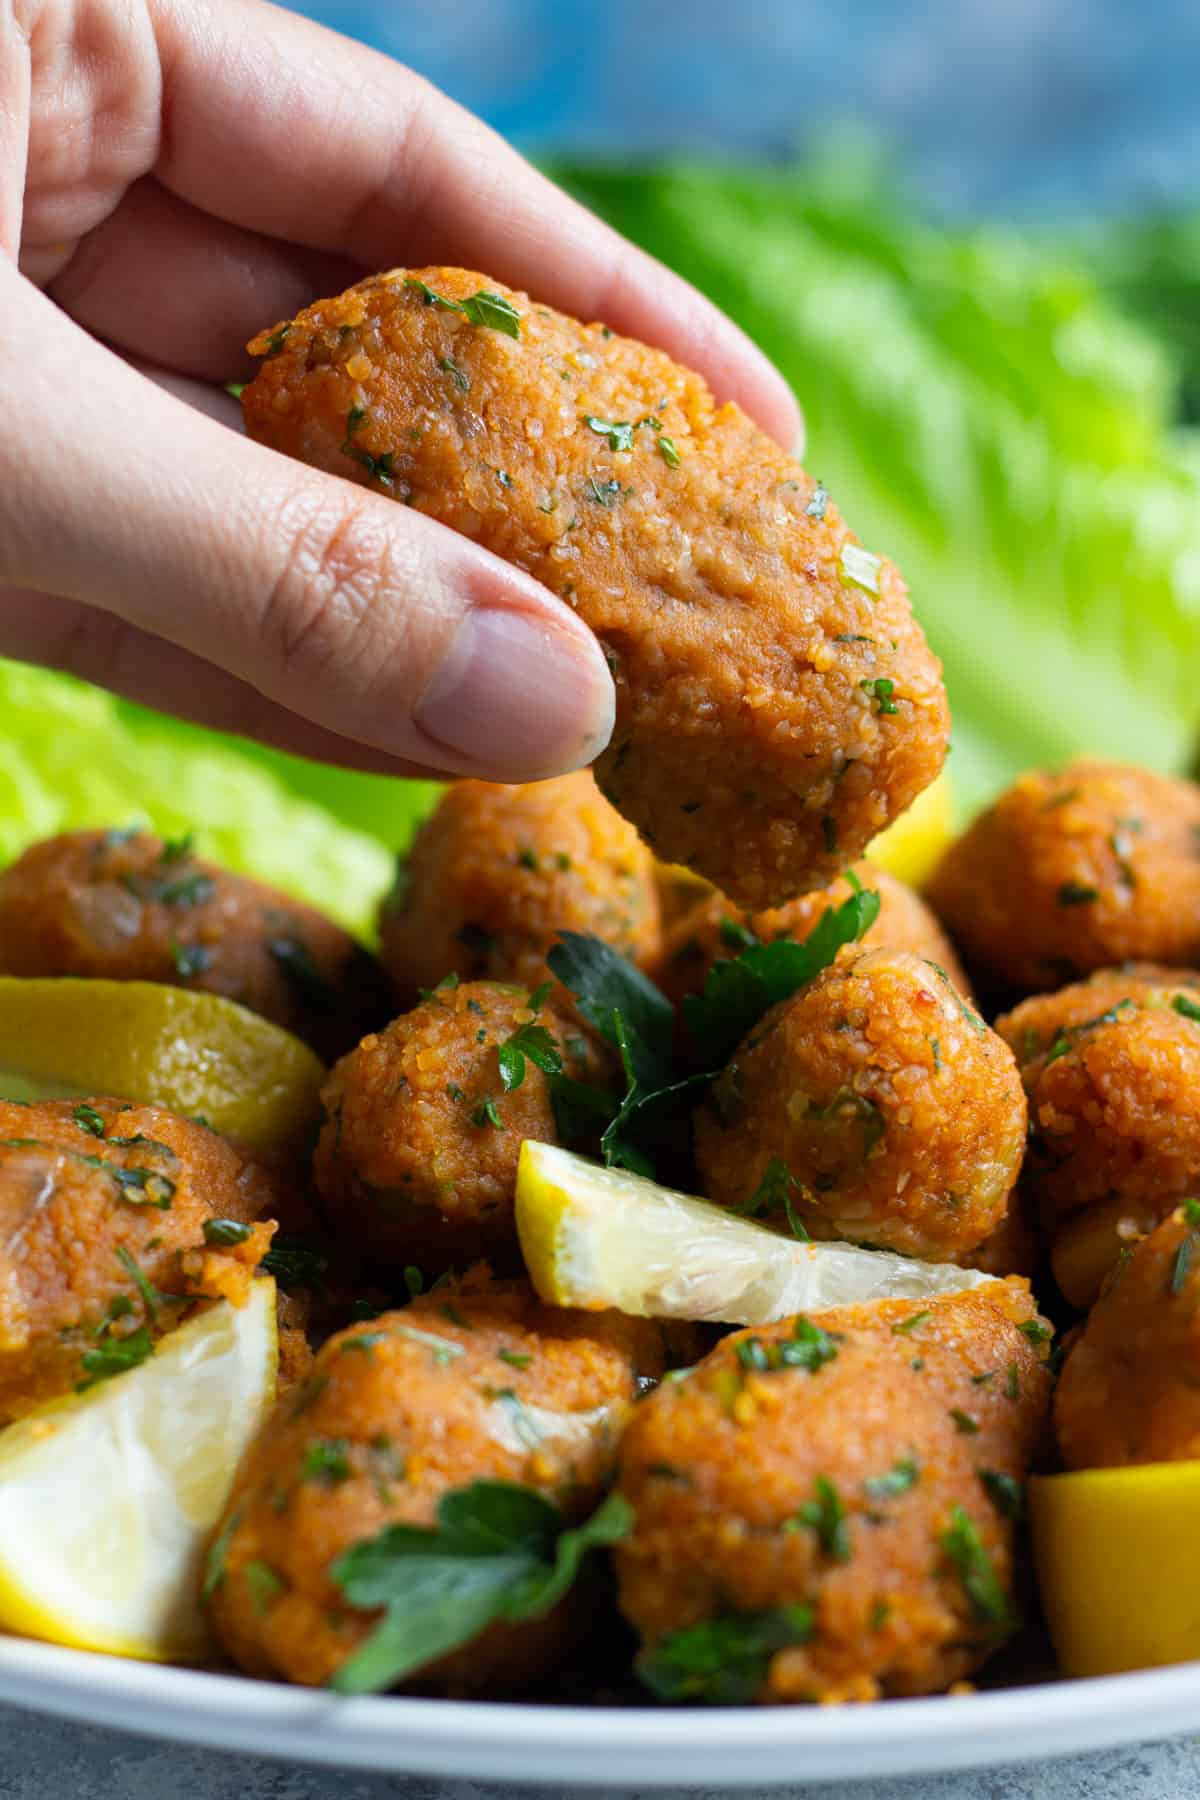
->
657, 435, 681, 467
301, 1438, 352, 1486
940, 1506, 1011, 1632
979, 1470, 1024, 1521
471, 1097, 505, 1130
1057, 881, 1100, 907
77, 1325, 154, 1390
203, 1218, 252, 1248
892, 1311, 931, 1336
1173, 994, 1200, 1023
585, 416, 635, 452
860, 677, 899, 715
245, 1560, 285, 1616
792, 1475, 851, 1561
637, 1605, 813, 1705
72, 1103, 106, 1138
439, 356, 470, 392
498, 1348, 532, 1370
403, 278, 521, 338
950, 1408, 980, 1435
864, 1458, 920, 1501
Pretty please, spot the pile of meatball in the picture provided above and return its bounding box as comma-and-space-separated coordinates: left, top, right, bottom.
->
2, 752, 1197, 1704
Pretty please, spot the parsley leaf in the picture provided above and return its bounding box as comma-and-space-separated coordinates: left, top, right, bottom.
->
636, 1605, 813, 1704
864, 1458, 920, 1501
683, 884, 880, 1072
403, 278, 521, 338
72, 1103, 106, 1138
77, 1324, 154, 1390
547, 933, 675, 1090
793, 1476, 851, 1562
329, 1482, 631, 1694
497, 1023, 563, 1093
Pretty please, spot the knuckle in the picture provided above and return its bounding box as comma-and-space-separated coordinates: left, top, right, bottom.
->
258, 488, 395, 690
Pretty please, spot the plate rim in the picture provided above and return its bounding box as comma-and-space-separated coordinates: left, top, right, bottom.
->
0, 1636, 1198, 1786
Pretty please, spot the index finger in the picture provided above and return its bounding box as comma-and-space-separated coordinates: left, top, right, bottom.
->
149, 0, 801, 446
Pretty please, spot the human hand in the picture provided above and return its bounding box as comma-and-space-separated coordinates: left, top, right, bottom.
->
0, 0, 800, 782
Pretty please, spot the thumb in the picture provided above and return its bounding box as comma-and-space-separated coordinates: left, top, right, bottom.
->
0, 265, 614, 782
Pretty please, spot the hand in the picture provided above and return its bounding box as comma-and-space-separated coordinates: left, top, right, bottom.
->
0, 0, 800, 783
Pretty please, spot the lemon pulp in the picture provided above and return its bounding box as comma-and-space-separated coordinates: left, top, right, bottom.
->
0, 1278, 277, 1662
516, 1140, 997, 1324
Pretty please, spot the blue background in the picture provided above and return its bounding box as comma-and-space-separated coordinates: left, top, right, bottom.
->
292, 0, 1200, 215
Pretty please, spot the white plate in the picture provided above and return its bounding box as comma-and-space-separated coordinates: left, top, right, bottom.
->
0, 1637, 1198, 1785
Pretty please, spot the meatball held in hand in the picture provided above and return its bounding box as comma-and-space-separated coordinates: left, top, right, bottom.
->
928, 762, 1200, 997
243, 268, 949, 908
0, 830, 383, 1060
205, 1274, 674, 1694
380, 772, 661, 1006
694, 950, 1026, 1260
313, 980, 592, 1274
997, 968, 1200, 1308
0, 1097, 285, 1422
616, 1283, 1052, 1704
1055, 1204, 1200, 1470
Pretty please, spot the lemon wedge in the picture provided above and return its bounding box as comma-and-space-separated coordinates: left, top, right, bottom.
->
1031, 1462, 1200, 1677
0, 978, 323, 1152
0, 1278, 277, 1663
516, 1141, 997, 1323
868, 770, 955, 889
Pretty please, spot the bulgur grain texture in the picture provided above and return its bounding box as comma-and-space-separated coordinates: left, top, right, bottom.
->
379, 772, 661, 1005
615, 1284, 1051, 1704
206, 1273, 672, 1693
694, 949, 1026, 1259
928, 762, 1200, 996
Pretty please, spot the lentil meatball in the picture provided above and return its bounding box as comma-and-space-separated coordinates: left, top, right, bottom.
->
379, 772, 661, 1006
1055, 1204, 1200, 1469
693, 950, 1026, 1260
996, 967, 1200, 1308
243, 267, 949, 909
0, 830, 384, 1060
313, 981, 593, 1274
615, 1283, 1051, 1704
650, 862, 970, 1014
0, 1097, 286, 1421
205, 1273, 674, 1694
927, 762, 1200, 997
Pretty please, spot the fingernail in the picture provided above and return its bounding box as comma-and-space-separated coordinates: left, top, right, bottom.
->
415, 607, 615, 778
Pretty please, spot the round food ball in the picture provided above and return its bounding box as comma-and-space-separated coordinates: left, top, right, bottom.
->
927, 762, 1200, 996
693, 949, 1026, 1259
0, 1097, 285, 1421
242, 267, 949, 909
650, 862, 970, 1014
313, 980, 592, 1274
1056, 1203, 1200, 1469
205, 1274, 674, 1694
996, 966, 1200, 1307
0, 830, 384, 1060
615, 1284, 1051, 1704
379, 773, 661, 1005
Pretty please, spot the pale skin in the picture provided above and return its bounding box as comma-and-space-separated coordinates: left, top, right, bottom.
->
0, 0, 801, 783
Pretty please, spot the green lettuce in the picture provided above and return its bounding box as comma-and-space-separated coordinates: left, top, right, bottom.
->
0, 661, 406, 937
557, 152, 1200, 810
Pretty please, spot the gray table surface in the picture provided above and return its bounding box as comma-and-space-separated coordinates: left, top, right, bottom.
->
2, 1707, 1198, 1800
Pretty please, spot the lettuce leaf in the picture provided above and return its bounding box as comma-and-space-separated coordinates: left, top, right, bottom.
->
0, 661, 402, 937
556, 153, 1200, 811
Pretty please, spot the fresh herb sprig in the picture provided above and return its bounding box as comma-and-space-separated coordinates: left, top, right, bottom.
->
329, 1480, 630, 1694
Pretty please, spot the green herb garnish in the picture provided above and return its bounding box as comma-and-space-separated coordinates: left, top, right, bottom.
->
301, 1438, 352, 1486
793, 1476, 850, 1562
637, 1605, 813, 1705
329, 1482, 630, 1694
403, 279, 521, 338
940, 1506, 1011, 1632
585, 416, 635, 452
203, 1218, 252, 1248
860, 677, 899, 714
979, 1470, 1024, 1521
72, 1104, 106, 1139
1057, 881, 1100, 906
864, 1459, 920, 1501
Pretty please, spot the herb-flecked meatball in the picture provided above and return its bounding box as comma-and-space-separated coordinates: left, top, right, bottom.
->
0, 830, 384, 1060
1055, 1203, 1200, 1469
997, 967, 1200, 1307
242, 267, 949, 909
379, 772, 661, 1006
0, 1097, 287, 1421
615, 1283, 1051, 1704
313, 981, 593, 1274
693, 950, 1026, 1260
927, 763, 1200, 997
650, 862, 970, 1014
205, 1274, 675, 1694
